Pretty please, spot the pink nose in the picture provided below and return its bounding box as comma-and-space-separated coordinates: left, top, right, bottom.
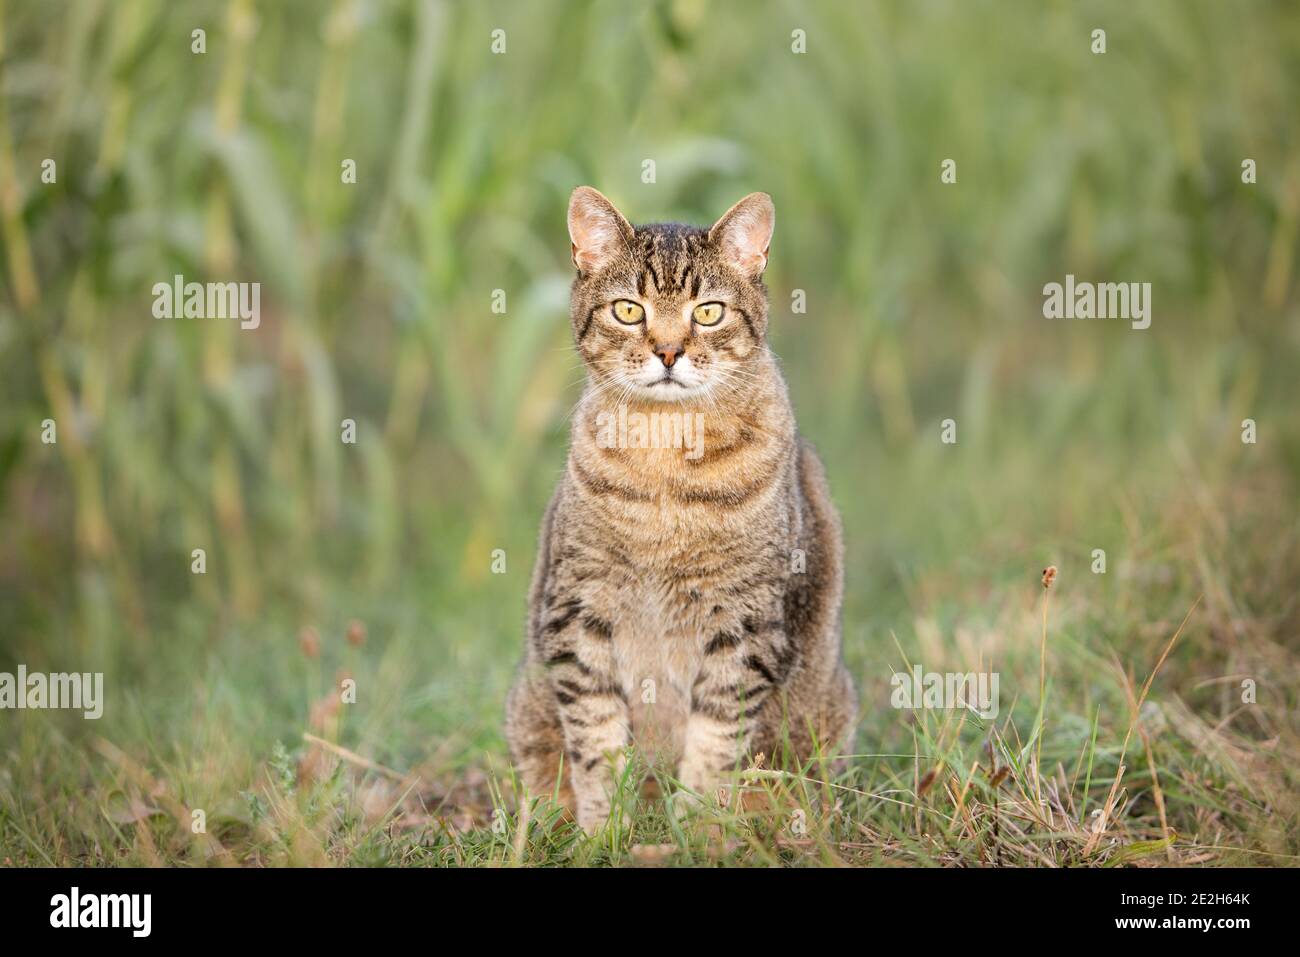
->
654, 343, 681, 367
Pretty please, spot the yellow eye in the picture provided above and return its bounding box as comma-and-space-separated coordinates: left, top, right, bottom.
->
692, 302, 725, 326
612, 300, 644, 324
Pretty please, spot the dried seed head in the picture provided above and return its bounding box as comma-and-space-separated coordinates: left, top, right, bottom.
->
1041, 565, 1058, 590
309, 693, 341, 730
917, 767, 937, 796
298, 626, 320, 659
346, 619, 367, 647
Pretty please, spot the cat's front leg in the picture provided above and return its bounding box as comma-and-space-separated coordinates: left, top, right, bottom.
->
676, 621, 778, 806
536, 596, 630, 833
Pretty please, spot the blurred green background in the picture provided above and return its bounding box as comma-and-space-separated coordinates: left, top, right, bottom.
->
1, 0, 1298, 864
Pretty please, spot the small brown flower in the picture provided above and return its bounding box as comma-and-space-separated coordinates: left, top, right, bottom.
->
298, 626, 320, 659
346, 619, 367, 647
1041, 565, 1058, 590
308, 692, 341, 731
917, 767, 937, 796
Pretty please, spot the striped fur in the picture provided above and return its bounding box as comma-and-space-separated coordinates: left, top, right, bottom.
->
505, 188, 857, 831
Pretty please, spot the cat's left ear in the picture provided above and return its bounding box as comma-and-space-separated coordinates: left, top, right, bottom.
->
709, 192, 775, 278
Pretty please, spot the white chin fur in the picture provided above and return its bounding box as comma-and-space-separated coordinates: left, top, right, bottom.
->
632, 378, 704, 402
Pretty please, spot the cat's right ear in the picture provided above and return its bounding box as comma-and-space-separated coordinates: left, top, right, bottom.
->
568, 186, 633, 275
709, 192, 775, 278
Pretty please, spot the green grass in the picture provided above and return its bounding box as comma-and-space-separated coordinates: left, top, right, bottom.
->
1, 0, 1298, 866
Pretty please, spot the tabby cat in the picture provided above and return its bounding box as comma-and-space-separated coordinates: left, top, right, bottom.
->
505, 187, 856, 832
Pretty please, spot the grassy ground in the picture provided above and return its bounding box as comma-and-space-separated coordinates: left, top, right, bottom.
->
2, 0, 1299, 866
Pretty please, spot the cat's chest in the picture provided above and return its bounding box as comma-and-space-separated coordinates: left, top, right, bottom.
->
606, 582, 706, 757
606, 576, 712, 691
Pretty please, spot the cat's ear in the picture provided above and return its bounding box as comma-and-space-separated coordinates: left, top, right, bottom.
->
709, 192, 775, 278
568, 186, 633, 275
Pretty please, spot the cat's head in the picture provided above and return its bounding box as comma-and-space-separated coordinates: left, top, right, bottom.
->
567, 186, 775, 404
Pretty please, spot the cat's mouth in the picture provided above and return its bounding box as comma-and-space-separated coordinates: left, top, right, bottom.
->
646, 373, 701, 396
624, 358, 706, 400
633, 374, 704, 402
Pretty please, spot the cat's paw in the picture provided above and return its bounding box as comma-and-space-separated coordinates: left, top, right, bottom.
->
574, 790, 637, 837
575, 802, 609, 836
